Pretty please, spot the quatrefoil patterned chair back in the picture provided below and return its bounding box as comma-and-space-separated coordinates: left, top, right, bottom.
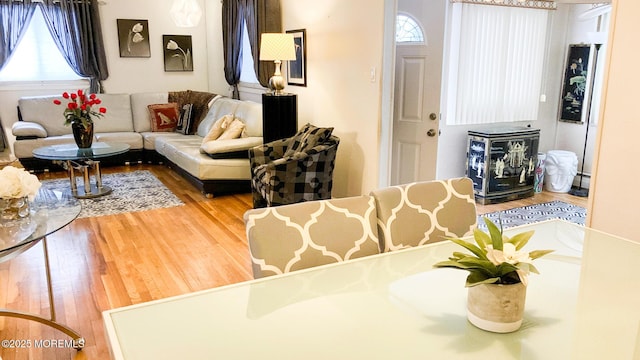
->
371, 177, 477, 252
244, 195, 381, 279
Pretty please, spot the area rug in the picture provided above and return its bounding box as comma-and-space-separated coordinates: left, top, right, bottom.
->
477, 200, 586, 230
40, 170, 184, 218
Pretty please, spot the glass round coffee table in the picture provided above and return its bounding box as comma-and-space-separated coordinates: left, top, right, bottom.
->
0, 188, 84, 348
33, 142, 130, 199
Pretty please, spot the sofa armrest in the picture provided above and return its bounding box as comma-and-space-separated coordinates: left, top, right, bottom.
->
12, 121, 47, 138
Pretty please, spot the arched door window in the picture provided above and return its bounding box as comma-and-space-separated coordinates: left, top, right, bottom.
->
395, 13, 425, 43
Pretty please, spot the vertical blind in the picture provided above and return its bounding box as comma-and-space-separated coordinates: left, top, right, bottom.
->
447, 4, 549, 125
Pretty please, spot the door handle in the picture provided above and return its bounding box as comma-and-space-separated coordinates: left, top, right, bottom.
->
427, 129, 437, 137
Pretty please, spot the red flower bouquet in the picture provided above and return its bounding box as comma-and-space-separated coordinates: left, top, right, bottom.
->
53, 89, 107, 130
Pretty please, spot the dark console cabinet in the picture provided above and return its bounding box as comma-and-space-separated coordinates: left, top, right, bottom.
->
262, 93, 298, 143
466, 127, 540, 205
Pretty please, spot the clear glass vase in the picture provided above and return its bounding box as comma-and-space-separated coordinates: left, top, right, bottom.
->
0, 196, 31, 226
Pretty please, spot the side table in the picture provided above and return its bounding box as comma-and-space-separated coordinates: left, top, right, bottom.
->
0, 188, 84, 348
262, 93, 298, 143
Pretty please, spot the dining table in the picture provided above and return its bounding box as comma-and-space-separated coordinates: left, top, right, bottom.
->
102, 219, 640, 359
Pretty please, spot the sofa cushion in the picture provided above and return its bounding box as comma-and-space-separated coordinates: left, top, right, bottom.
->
131, 92, 169, 132
141, 131, 184, 150
155, 135, 251, 180
284, 123, 334, 158
169, 90, 218, 134
197, 97, 239, 137
92, 93, 135, 133
18, 95, 70, 136
94, 132, 144, 150
148, 103, 179, 132
234, 100, 262, 137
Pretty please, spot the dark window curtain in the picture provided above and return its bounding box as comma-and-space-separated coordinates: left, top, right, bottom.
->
222, 0, 244, 99
244, 0, 282, 88
38, 0, 108, 93
223, 0, 282, 97
0, 0, 37, 71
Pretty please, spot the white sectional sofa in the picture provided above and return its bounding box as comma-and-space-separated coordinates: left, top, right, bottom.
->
12, 91, 263, 196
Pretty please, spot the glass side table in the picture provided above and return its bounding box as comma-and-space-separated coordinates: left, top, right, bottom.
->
33, 142, 130, 199
0, 188, 84, 348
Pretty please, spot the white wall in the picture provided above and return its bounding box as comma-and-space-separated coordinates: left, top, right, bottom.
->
99, 0, 209, 94
280, 0, 386, 197
588, 0, 640, 241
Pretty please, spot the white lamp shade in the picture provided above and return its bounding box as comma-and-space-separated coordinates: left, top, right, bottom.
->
170, 0, 202, 28
259, 33, 296, 61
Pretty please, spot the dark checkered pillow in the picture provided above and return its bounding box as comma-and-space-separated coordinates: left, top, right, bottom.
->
283, 123, 333, 158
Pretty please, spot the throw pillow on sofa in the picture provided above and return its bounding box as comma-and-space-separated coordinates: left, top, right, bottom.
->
217, 118, 246, 140
175, 103, 193, 135
284, 123, 334, 158
148, 103, 179, 132
202, 114, 234, 142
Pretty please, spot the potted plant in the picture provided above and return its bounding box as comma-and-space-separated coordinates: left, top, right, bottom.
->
53, 90, 107, 148
434, 217, 554, 333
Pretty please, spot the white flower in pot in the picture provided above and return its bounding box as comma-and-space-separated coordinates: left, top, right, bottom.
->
434, 217, 554, 332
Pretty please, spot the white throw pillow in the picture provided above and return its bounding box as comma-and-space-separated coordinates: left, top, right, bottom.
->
217, 118, 246, 140
202, 114, 234, 143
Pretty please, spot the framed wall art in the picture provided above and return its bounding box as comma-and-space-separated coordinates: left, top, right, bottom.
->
163, 35, 193, 72
559, 44, 593, 123
286, 29, 306, 86
117, 19, 150, 58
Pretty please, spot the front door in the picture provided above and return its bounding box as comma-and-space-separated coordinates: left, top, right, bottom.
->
391, 0, 445, 185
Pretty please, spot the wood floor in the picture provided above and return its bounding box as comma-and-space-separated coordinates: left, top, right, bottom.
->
0, 164, 588, 360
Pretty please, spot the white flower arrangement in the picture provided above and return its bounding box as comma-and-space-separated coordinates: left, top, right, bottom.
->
0, 166, 41, 200
434, 217, 554, 287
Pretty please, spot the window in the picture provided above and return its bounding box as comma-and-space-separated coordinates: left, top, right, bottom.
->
239, 20, 259, 84
445, 4, 549, 125
396, 14, 425, 43
0, 7, 83, 82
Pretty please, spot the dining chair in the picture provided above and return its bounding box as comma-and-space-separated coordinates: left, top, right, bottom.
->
244, 195, 380, 279
371, 177, 477, 252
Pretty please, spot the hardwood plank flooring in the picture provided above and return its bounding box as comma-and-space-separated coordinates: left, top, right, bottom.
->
0, 164, 588, 360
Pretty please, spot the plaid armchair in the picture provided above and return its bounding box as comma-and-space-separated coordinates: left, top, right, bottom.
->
249, 134, 339, 208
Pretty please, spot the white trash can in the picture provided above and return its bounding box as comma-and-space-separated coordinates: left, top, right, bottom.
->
544, 150, 578, 193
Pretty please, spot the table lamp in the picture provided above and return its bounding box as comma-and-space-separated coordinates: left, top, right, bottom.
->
259, 33, 296, 95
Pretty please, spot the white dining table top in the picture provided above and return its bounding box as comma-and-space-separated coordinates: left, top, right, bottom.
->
102, 219, 640, 360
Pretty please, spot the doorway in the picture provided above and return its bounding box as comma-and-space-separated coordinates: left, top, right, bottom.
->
389, 0, 446, 185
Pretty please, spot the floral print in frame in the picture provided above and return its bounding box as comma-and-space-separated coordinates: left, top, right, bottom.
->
163, 35, 193, 72
117, 19, 150, 58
